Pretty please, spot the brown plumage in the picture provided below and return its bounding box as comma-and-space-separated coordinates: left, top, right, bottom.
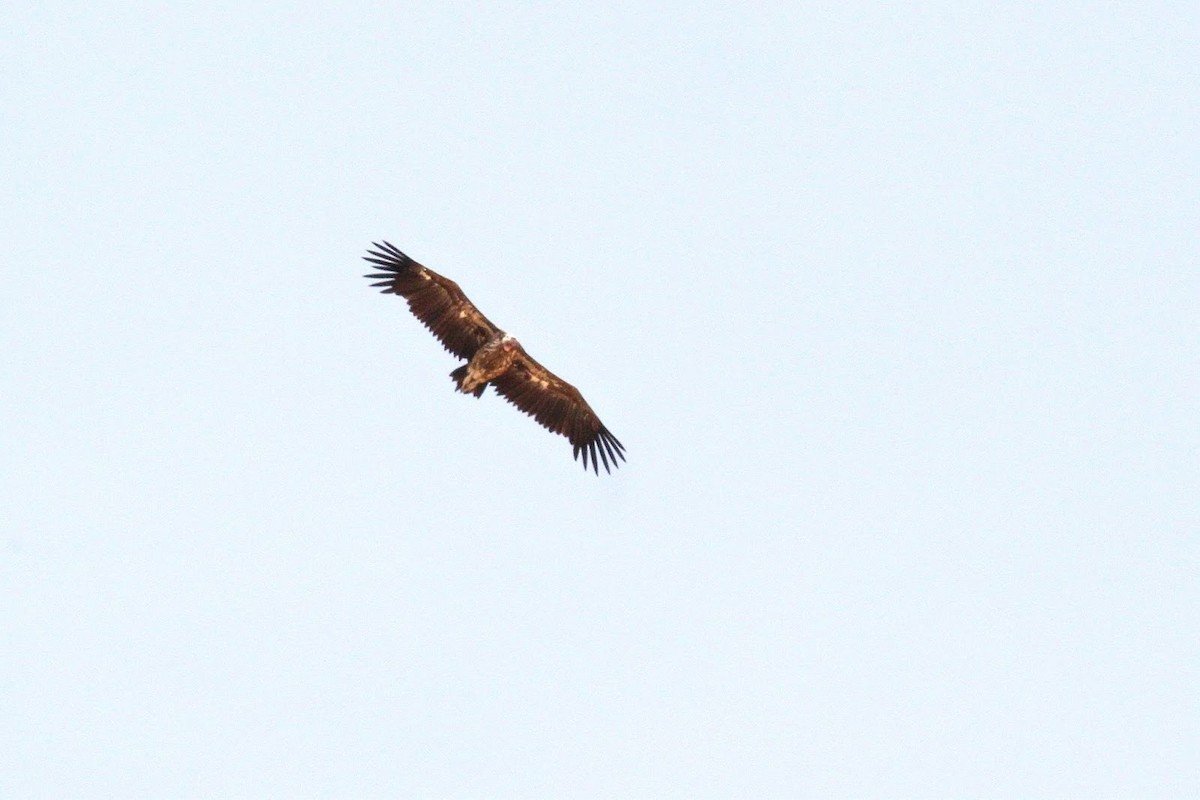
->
363, 241, 626, 474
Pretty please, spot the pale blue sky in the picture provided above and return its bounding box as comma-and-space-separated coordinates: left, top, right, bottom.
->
3, 3, 1197, 797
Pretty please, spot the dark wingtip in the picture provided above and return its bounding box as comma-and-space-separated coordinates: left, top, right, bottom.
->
363, 240, 411, 268
574, 428, 625, 475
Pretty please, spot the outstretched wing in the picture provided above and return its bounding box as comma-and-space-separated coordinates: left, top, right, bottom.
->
363, 241, 501, 360
491, 348, 626, 474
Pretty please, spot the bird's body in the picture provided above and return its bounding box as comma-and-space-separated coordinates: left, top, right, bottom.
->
453, 333, 519, 397
363, 241, 625, 474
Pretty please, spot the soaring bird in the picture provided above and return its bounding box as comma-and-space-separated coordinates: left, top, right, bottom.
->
363, 241, 626, 474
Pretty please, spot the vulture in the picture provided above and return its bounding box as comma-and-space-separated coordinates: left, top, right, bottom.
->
363, 241, 626, 474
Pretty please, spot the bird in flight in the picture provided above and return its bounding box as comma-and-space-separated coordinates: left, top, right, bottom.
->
363, 241, 626, 474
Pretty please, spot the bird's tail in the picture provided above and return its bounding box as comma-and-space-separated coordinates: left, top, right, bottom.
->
450, 365, 486, 398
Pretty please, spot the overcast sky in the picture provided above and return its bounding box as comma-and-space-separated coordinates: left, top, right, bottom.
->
3, 3, 1197, 797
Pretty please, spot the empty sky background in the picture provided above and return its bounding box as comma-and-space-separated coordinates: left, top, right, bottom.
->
3, 3, 1197, 797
